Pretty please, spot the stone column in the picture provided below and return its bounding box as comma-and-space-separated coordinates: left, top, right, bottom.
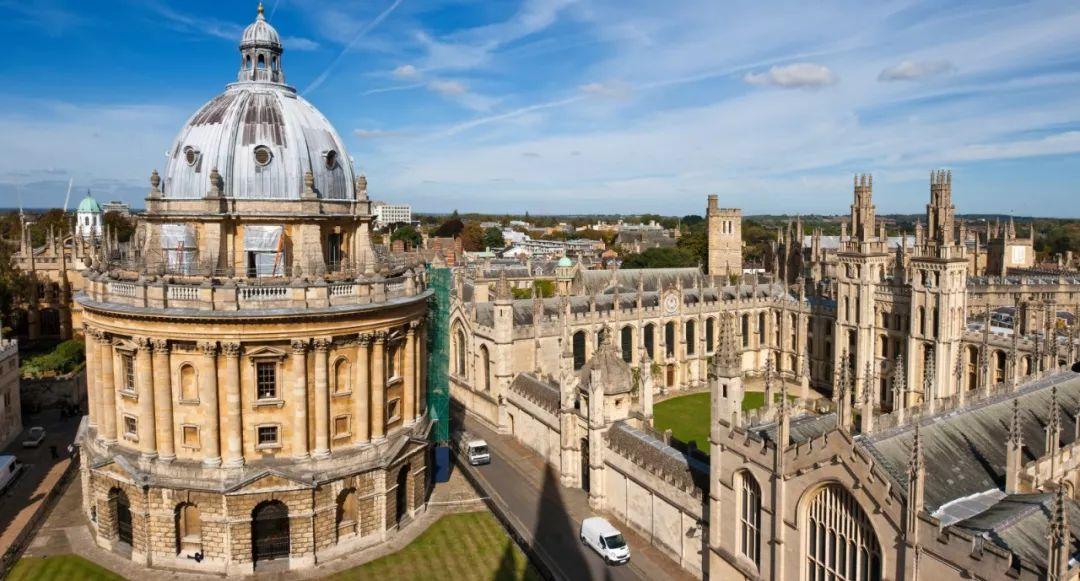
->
84, 325, 98, 429
403, 324, 416, 425
199, 342, 222, 467
99, 333, 118, 444
291, 339, 310, 459
151, 339, 175, 462
313, 338, 331, 458
417, 323, 427, 417
222, 342, 243, 467
134, 337, 156, 460
371, 332, 386, 441
354, 334, 371, 443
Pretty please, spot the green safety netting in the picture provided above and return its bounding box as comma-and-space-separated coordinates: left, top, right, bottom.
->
425, 267, 451, 444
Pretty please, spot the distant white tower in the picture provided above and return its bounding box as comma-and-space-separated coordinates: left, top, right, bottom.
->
75, 192, 102, 239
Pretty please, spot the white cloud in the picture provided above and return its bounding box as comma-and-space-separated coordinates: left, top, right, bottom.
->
427, 79, 468, 95
878, 60, 955, 81
284, 36, 320, 51
393, 64, 419, 78
744, 63, 837, 88
353, 128, 404, 139
579, 81, 633, 99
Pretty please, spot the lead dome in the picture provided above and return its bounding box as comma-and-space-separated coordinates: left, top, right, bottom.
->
161, 5, 356, 201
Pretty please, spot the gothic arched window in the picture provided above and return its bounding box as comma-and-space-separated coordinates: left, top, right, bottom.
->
806, 484, 881, 581
738, 472, 761, 567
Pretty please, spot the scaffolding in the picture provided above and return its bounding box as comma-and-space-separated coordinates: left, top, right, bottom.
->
426, 267, 451, 444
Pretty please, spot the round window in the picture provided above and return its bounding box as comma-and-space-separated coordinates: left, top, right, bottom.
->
325, 150, 338, 169
253, 145, 272, 166
183, 146, 198, 166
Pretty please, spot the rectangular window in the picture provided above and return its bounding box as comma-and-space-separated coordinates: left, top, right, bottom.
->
121, 353, 136, 392
387, 398, 401, 423
182, 425, 200, 448
334, 415, 350, 438
257, 425, 279, 447
256, 362, 277, 399
387, 345, 398, 379
123, 415, 137, 438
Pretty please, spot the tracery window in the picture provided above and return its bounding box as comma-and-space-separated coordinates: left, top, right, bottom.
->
738, 472, 761, 567
806, 484, 881, 581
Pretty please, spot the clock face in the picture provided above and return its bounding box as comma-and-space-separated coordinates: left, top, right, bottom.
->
663, 292, 679, 315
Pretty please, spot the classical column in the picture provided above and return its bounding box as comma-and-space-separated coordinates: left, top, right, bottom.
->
291, 339, 310, 459
151, 339, 175, 462
354, 334, 371, 443
221, 342, 244, 467
313, 338, 331, 458
135, 337, 157, 460
417, 323, 427, 417
199, 342, 222, 467
83, 325, 98, 429
99, 333, 118, 444
371, 332, 386, 441
403, 324, 416, 425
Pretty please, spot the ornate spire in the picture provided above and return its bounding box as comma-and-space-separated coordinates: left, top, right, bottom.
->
1047, 482, 1070, 581
1009, 398, 1023, 446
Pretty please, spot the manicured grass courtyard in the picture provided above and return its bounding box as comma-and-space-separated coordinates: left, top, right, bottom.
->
7, 555, 124, 581
328, 511, 539, 581
653, 391, 783, 453
10, 511, 535, 581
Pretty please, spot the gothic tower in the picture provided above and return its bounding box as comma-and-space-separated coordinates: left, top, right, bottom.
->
706, 194, 742, 277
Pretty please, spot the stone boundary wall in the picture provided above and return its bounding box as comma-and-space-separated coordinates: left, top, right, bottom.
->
20, 367, 86, 413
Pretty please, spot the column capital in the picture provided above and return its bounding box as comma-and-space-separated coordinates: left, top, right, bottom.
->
373, 331, 388, 344
358, 332, 373, 345
198, 341, 218, 356
291, 338, 309, 354
312, 337, 332, 352
221, 342, 241, 358
133, 336, 152, 350
151, 339, 170, 353
408, 320, 421, 331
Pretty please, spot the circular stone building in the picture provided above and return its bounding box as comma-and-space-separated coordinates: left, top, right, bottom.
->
76, 6, 430, 574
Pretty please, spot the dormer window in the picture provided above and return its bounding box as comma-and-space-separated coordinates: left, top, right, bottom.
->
183, 146, 199, 166
253, 145, 272, 166
324, 150, 338, 170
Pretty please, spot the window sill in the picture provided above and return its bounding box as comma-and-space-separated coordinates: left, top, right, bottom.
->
333, 432, 351, 440
178, 398, 200, 406
386, 415, 401, 425
332, 390, 352, 398
253, 398, 285, 409
255, 443, 282, 451
181, 445, 201, 451
123, 434, 139, 443
119, 390, 138, 402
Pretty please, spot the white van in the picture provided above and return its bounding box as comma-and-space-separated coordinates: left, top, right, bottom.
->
0, 455, 23, 494
453, 431, 490, 466
580, 517, 630, 565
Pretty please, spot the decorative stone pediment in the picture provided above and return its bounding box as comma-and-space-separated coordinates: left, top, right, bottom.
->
245, 345, 288, 361
228, 470, 309, 493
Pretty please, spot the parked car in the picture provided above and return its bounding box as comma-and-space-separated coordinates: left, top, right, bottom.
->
0, 455, 23, 494
580, 517, 630, 565
22, 427, 46, 448
452, 430, 491, 466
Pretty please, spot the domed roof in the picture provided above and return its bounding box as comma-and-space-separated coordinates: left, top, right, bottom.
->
557, 256, 574, 267
241, 3, 281, 50
77, 193, 101, 213
577, 330, 633, 395
160, 6, 356, 201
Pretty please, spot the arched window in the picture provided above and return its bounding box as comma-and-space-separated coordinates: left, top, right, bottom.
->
742, 315, 750, 348
175, 503, 201, 555
995, 351, 1006, 383
706, 318, 715, 352
179, 364, 198, 401
454, 328, 466, 376
774, 312, 781, 345
480, 345, 491, 391
844, 297, 851, 322
1022, 355, 1031, 376
685, 320, 695, 356
333, 358, 350, 394
336, 489, 359, 540
665, 322, 675, 357
643, 325, 655, 360
621, 326, 633, 363
758, 312, 766, 345
932, 308, 939, 339
573, 331, 586, 370
790, 313, 797, 348
806, 484, 881, 581
738, 472, 761, 567
916, 306, 925, 336
257, 54, 266, 69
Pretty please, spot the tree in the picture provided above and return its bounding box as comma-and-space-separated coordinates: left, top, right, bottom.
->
620, 247, 698, 268
390, 225, 422, 249
433, 217, 464, 238
103, 211, 136, 243
481, 227, 505, 249
460, 222, 485, 251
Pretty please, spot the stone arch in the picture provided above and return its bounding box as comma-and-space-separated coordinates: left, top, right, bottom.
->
332, 357, 351, 394
479, 344, 491, 392
452, 322, 468, 377
685, 319, 696, 356
179, 363, 199, 401
108, 487, 133, 546
251, 500, 290, 564
572, 331, 586, 370
643, 324, 656, 359
336, 488, 359, 540
705, 317, 716, 352
1022, 355, 1032, 376
735, 470, 762, 567
798, 481, 883, 581
394, 465, 410, 525
620, 325, 634, 363
175, 502, 201, 555
741, 314, 750, 348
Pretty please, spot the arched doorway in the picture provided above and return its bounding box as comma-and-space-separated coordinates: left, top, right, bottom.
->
580, 438, 590, 492
395, 466, 410, 525
251, 500, 290, 564
110, 488, 133, 546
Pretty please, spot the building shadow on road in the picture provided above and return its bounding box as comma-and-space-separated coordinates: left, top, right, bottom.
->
532, 463, 599, 581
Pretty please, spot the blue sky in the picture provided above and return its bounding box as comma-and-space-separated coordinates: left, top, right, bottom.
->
2, 0, 1080, 216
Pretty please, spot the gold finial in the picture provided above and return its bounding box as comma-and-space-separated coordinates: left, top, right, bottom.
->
257, 2, 264, 16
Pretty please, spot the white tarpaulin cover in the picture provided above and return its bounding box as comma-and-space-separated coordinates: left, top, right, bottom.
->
244, 225, 284, 276
160, 223, 197, 274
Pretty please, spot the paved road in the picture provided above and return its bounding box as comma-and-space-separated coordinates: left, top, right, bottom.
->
0, 408, 82, 555
460, 418, 694, 581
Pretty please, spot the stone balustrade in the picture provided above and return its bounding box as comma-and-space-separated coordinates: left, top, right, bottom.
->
81, 272, 424, 313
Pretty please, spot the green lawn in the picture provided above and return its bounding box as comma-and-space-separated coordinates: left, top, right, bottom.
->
328, 511, 539, 581
653, 391, 788, 453
7, 556, 124, 581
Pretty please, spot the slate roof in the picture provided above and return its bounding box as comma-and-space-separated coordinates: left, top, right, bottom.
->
950, 492, 1080, 571
574, 268, 704, 295
508, 373, 560, 414
860, 371, 1080, 511
750, 412, 838, 445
